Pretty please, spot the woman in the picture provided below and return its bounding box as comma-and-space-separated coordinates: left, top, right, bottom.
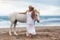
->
20, 5, 39, 37
26, 6, 36, 37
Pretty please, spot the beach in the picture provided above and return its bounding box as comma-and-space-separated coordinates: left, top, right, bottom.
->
0, 26, 60, 40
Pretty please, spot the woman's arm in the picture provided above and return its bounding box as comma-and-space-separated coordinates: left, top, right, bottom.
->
19, 12, 26, 14
19, 10, 28, 14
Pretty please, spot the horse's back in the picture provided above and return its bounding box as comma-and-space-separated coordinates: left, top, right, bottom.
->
16, 13, 27, 22
9, 12, 27, 23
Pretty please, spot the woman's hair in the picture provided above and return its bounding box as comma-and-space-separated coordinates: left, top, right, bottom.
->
28, 5, 40, 19
29, 5, 34, 11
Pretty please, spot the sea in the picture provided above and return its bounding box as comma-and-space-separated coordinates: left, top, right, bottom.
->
0, 16, 60, 28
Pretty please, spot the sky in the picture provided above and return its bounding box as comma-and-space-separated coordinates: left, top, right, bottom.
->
0, 0, 60, 16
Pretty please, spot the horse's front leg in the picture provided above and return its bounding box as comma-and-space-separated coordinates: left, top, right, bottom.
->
13, 20, 18, 35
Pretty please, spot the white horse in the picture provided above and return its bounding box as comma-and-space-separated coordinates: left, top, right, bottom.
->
9, 12, 40, 35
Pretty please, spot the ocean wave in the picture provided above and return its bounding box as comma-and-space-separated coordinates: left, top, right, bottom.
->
0, 16, 60, 24
40, 16, 60, 20
40, 18, 60, 22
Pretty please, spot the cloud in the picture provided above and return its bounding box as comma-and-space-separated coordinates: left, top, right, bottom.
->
0, 1, 28, 16
0, 0, 60, 16
27, 3, 60, 16
39, 0, 59, 6
0, 2, 16, 16
53, 8, 60, 15
39, 4, 60, 16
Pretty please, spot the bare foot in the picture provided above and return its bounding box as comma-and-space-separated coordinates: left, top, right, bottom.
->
29, 34, 32, 38
26, 33, 32, 38
26, 33, 29, 37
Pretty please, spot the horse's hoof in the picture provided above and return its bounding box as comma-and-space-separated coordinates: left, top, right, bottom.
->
14, 32, 18, 35
9, 32, 12, 36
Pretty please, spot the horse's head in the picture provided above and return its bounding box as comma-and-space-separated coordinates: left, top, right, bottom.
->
35, 11, 40, 23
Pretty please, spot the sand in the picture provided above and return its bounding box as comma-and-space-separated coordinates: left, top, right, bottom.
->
0, 26, 60, 40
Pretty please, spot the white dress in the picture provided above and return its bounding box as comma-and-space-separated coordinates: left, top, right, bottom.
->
26, 11, 36, 35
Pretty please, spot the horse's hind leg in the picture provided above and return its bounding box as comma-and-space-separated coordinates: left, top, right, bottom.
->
9, 23, 13, 36
13, 20, 18, 35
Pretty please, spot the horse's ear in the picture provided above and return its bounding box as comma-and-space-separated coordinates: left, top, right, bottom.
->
35, 9, 40, 14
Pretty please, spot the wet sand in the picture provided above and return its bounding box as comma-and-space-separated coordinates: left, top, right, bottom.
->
0, 26, 60, 40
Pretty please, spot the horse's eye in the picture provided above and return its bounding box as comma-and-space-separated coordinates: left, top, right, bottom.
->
36, 15, 37, 16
